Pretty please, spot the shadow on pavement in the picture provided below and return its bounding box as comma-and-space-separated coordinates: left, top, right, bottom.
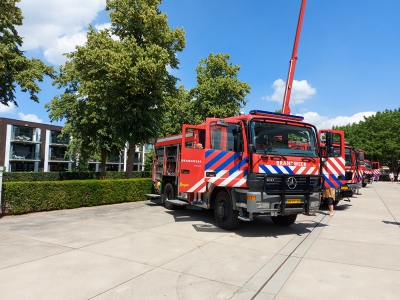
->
319, 202, 352, 213
382, 220, 400, 226
162, 206, 328, 238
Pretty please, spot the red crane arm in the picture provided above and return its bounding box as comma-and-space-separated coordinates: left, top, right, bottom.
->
281, 0, 307, 115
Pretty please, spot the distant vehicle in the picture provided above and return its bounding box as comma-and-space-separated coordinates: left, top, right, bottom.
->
372, 161, 380, 181
363, 159, 373, 186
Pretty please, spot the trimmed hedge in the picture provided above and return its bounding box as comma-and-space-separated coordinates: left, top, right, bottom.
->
3, 171, 152, 182
2, 178, 154, 215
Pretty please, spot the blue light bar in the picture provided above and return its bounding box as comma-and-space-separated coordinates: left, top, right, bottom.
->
249, 110, 304, 121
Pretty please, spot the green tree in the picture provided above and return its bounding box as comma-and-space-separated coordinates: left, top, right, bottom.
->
143, 148, 154, 171
335, 109, 400, 172
46, 0, 185, 177
160, 85, 193, 136
0, 0, 54, 106
190, 53, 250, 124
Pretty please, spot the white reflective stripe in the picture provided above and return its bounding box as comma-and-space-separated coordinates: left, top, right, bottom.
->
233, 177, 247, 187
187, 178, 205, 193
265, 165, 279, 173
219, 170, 243, 186
328, 157, 345, 174
306, 167, 316, 174
297, 166, 306, 174
206, 170, 228, 184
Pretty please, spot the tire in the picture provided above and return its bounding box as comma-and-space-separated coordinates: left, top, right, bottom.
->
214, 191, 241, 230
163, 183, 176, 210
362, 182, 367, 188
270, 214, 297, 226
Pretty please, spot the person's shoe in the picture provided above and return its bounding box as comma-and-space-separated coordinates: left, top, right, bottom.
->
192, 199, 198, 204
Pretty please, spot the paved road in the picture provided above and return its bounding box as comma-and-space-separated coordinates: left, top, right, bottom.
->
0, 181, 399, 299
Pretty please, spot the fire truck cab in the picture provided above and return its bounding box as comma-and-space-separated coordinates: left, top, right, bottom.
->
151, 110, 345, 230
363, 159, 373, 186
372, 161, 380, 181
334, 144, 363, 199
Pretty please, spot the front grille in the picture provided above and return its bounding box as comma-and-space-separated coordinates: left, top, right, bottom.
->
256, 173, 322, 195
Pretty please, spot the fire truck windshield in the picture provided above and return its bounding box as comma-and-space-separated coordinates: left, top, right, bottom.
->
251, 121, 318, 157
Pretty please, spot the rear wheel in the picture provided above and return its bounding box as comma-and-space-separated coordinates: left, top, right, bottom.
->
163, 183, 176, 210
214, 191, 241, 230
270, 214, 297, 226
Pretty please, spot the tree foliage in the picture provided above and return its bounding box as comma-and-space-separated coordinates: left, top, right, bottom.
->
46, 0, 185, 177
334, 109, 400, 172
190, 53, 250, 124
159, 85, 193, 136
0, 0, 54, 106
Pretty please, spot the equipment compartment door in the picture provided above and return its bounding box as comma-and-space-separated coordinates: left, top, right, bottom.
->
179, 125, 206, 193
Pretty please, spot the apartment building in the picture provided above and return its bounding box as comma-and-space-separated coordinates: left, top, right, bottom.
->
0, 118, 153, 172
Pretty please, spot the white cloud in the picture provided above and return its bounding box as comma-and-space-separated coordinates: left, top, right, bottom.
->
95, 23, 111, 31
18, 113, 43, 123
263, 79, 316, 104
301, 111, 377, 130
0, 103, 16, 114
17, 0, 106, 65
43, 32, 87, 65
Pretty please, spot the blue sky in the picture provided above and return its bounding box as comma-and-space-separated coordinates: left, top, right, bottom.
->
1, 0, 399, 130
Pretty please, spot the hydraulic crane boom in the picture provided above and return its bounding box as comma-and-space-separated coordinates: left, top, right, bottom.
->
281, 0, 307, 115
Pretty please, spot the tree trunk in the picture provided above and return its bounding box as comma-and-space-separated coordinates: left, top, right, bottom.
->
100, 148, 107, 177
125, 143, 135, 178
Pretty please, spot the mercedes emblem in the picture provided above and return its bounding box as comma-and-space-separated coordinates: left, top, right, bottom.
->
286, 177, 297, 189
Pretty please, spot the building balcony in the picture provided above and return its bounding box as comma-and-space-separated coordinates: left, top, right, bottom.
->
11, 134, 41, 143
49, 155, 73, 162
10, 151, 40, 161
49, 137, 70, 145
107, 156, 123, 164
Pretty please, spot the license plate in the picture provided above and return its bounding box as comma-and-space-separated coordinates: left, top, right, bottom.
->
364, 179, 369, 182
286, 199, 301, 204
341, 186, 348, 190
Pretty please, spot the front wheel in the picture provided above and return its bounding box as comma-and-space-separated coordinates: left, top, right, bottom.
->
163, 183, 177, 210
214, 191, 241, 230
270, 214, 297, 226
362, 182, 367, 187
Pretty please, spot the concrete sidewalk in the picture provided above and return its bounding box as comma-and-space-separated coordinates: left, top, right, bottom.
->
0, 181, 399, 300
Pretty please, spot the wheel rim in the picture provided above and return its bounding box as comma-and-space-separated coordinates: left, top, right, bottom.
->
216, 201, 228, 221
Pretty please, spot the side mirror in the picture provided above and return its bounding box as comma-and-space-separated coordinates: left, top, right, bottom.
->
325, 132, 333, 148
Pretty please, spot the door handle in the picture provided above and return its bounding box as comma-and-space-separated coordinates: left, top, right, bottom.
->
181, 169, 190, 174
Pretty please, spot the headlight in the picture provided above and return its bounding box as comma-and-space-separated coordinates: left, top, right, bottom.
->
256, 202, 271, 209
309, 201, 320, 208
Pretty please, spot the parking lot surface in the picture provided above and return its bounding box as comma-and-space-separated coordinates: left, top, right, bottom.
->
0, 181, 399, 300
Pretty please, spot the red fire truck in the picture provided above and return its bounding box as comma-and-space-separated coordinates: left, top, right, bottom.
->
336, 145, 363, 198
372, 161, 380, 181
151, 112, 345, 230
362, 159, 373, 186
318, 133, 351, 204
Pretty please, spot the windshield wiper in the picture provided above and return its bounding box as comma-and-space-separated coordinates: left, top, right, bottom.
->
268, 152, 287, 160
301, 155, 317, 162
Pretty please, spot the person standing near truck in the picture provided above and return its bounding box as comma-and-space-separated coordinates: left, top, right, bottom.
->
323, 187, 335, 216
389, 171, 394, 183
